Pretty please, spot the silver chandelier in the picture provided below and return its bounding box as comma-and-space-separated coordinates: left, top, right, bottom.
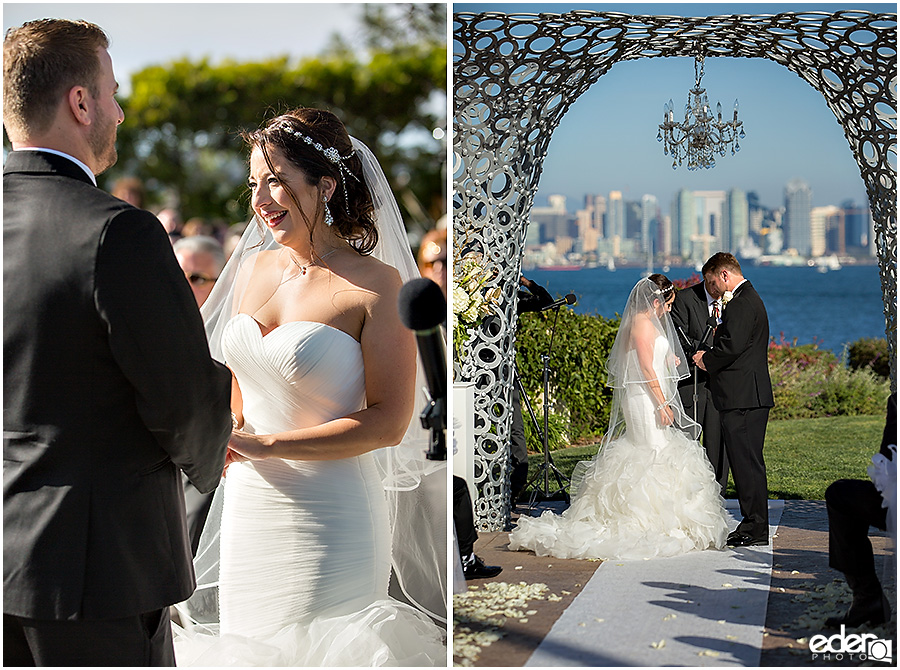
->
658, 52, 745, 170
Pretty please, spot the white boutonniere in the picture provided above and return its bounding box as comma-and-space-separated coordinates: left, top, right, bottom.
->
721, 290, 734, 309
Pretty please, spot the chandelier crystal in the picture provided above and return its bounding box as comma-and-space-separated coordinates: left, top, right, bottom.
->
658, 52, 745, 170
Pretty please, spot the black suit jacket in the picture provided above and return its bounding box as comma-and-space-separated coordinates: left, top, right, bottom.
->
3, 150, 232, 620
671, 282, 714, 386
702, 280, 775, 411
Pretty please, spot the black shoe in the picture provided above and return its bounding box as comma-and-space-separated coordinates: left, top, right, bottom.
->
726, 531, 768, 547
463, 555, 503, 580
825, 588, 890, 628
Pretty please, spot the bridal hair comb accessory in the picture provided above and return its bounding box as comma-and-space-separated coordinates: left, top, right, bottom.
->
276, 123, 359, 216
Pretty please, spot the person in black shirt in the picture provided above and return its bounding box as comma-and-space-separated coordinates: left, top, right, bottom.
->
510, 276, 555, 501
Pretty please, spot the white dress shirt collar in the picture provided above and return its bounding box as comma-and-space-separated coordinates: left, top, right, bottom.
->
15, 147, 97, 186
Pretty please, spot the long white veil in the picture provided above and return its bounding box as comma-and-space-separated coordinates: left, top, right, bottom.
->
571, 278, 698, 494
178, 137, 447, 630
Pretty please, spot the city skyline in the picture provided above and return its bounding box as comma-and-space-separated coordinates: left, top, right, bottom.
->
527, 179, 873, 267
455, 2, 894, 211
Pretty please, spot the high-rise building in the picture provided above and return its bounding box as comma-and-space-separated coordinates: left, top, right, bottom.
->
810, 205, 841, 257
784, 178, 812, 256
724, 189, 749, 252
693, 190, 727, 249
608, 190, 625, 244
672, 189, 695, 257
659, 214, 673, 256
841, 200, 871, 252
531, 195, 572, 244
585, 194, 606, 239
641, 194, 658, 256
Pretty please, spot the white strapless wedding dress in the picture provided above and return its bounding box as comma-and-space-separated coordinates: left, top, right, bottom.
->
509, 336, 728, 561
174, 313, 446, 666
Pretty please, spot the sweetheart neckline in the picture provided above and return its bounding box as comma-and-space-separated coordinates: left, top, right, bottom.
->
232, 313, 360, 344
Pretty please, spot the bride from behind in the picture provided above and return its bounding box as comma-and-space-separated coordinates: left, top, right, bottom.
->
509, 274, 728, 561
174, 108, 446, 666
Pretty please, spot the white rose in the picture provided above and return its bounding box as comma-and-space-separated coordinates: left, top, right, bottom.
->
721, 290, 734, 308
452, 286, 469, 315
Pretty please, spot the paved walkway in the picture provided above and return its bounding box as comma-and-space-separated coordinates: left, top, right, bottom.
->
453, 499, 896, 667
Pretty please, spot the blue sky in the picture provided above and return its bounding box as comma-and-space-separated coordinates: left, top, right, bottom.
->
454, 3, 896, 213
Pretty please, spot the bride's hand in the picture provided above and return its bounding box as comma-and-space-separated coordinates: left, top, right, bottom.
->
658, 405, 674, 426
227, 431, 270, 461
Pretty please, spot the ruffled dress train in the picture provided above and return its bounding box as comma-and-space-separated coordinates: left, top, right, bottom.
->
510, 336, 728, 561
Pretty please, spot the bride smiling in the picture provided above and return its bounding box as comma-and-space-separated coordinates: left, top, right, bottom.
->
174, 108, 446, 666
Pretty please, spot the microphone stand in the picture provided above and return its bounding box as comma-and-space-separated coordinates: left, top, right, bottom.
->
521, 304, 571, 509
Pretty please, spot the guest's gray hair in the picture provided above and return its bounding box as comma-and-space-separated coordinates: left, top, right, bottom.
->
173, 235, 226, 272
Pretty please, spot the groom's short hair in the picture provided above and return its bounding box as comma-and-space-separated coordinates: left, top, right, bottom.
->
3, 18, 109, 139
702, 252, 742, 277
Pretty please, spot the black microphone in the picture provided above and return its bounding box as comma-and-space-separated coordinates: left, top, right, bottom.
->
700, 316, 718, 348
397, 278, 446, 461
675, 325, 694, 354
540, 293, 577, 311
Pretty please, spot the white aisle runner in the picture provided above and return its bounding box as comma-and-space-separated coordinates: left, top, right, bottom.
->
526, 500, 784, 667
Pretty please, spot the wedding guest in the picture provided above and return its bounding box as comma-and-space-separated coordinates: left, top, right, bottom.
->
454, 476, 503, 579
3, 18, 232, 666
174, 235, 226, 307
694, 252, 774, 547
181, 216, 215, 238
824, 393, 895, 628
111, 175, 145, 208
418, 226, 447, 296
157, 207, 183, 243
223, 222, 248, 259
417, 227, 497, 577
173, 235, 227, 555
510, 276, 555, 501
672, 278, 729, 493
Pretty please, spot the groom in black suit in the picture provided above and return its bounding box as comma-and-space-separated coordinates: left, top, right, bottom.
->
671, 280, 728, 492
3, 19, 232, 665
694, 253, 774, 547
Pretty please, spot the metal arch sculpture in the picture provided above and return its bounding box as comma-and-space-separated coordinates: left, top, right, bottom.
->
453, 9, 897, 531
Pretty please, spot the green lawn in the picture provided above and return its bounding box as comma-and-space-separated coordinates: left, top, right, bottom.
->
526, 415, 885, 501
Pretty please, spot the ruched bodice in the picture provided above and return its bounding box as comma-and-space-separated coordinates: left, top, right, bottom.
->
223, 313, 365, 435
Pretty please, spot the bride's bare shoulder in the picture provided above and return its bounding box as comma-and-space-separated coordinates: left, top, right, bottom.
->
343, 252, 403, 296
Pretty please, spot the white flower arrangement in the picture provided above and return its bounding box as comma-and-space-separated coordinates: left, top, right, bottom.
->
452, 250, 501, 363
721, 290, 734, 309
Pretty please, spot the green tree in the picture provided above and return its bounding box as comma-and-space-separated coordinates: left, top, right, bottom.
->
108, 42, 445, 226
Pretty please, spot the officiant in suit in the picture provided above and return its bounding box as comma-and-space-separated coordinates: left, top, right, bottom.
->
672, 279, 729, 493
3, 19, 232, 665
694, 253, 774, 547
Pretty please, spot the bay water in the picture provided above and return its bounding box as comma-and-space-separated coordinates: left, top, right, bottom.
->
525, 263, 888, 357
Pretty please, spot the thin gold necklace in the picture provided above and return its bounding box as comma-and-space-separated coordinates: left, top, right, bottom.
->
288, 248, 338, 276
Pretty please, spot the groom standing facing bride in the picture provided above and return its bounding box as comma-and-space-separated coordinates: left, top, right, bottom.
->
694, 252, 774, 548
3, 19, 232, 665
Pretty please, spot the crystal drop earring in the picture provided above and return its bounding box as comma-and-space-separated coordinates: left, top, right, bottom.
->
323, 195, 334, 227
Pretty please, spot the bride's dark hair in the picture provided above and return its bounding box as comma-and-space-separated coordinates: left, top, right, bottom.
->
647, 273, 675, 300
241, 107, 379, 255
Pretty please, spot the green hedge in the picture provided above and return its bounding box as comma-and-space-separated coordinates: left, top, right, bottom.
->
847, 337, 891, 379
768, 337, 891, 419
514, 308, 619, 445
514, 310, 891, 449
